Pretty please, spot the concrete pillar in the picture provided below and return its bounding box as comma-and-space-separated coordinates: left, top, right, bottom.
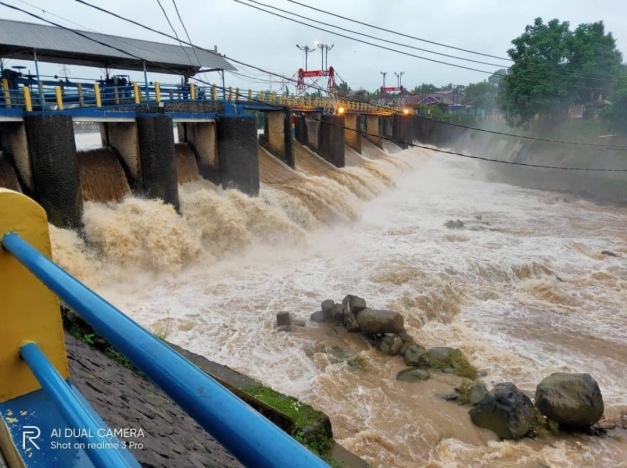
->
319, 114, 345, 168
185, 122, 220, 184
344, 113, 361, 154
383, 116, 394, 139
304, 113, 321, 150
23, 113, 83, 229
263, 110, 295, 168
136, 114, 179, 210
0, 122, 33, 195
392, 114, 409, 149
294, 114, 307, 146
217, 115, 259, 196
366, 115, 382, 148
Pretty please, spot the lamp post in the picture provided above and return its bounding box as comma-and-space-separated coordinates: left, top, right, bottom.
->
296, 44, 316, 71
318, 44, 334, 71
380, 71, 387, 104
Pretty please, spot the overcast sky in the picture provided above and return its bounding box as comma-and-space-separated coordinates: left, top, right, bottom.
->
2, 0, 626, 92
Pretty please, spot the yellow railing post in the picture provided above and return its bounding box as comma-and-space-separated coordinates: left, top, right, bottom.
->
93, 84, 102, 107
133, 82, 140, 104
77, 83, 84, 107
212, 84, 217, 101
270, 91, 276, 103
2, 78, 11, 108
190, 83, 196, 100
114, 86, 119, 105
22, 87, 32, 112
55, 86, 64, 110
155, 82, 161, 102
259, 91, 265, 102
248, 89, 252, 101
0, 189, 70, 402
228, 86, 233, 101
235, 87, 240, 101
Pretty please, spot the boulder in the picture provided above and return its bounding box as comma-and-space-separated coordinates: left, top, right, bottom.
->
397, 368, 430, 382
343, 295, 367, 314
535, 373, 604, 428
469, 382, 538, 440
277, 311, 291, 327
377, 334, 403, 356
445, 220, 464, 229
421, 347, 477, 379
331, 304, 344, 322
469, 383, 489, 406
403, 344, 427, 367
321, 300, 335, 320
310, 311, 325, 322
356, 309, 404, 335
601, 250, 618, 257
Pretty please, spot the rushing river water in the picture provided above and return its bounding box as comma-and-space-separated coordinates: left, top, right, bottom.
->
57, 134, 627, 467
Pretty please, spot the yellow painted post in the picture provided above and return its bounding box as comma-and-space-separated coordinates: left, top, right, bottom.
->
271, 91, 276, 103
228, 86, 233, 101
260, 91, 265, 102
212, 84, 217, 101
77, 83, 84, 107
190, 83, 196, 100
54, 86, 64, 110
291, 96, 296, 107
235, 87, 240, 101
0, 189, 70, 402
155, 82, 161, 102
114, 86, 119, 105
2, 78, 11, 108
133, 82, 140, 104
93, 84, 102, 107
22, 87, 32, 112
248, 89, 252, 101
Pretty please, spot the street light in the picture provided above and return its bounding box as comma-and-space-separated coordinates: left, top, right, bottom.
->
317, 43, 334, 71
296, 44, 316, 71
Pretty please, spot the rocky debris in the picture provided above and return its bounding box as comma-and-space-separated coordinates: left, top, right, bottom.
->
444, 220, 464, 229
277, 311, 291, 327
292, 319, 306, 327
397, 368, 430, 382
377, 334, 403, 356
535, 373, 604, 428
601, 250, 618, 257
310, 310, 326, 322
321, 300, 335, 320
345, 295, 367, 314
456, 382, 489, 406
469, 382, 538, 440
403, 344, 427, 367
331, 304, 344, 322
355, 309, 404, 335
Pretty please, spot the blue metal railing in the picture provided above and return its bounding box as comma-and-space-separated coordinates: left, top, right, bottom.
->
1, 232, 329, 468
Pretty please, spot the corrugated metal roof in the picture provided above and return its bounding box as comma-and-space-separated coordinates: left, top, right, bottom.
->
0, 19, 236, 75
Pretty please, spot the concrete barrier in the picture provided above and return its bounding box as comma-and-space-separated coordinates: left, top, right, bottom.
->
217, 115, 259, 196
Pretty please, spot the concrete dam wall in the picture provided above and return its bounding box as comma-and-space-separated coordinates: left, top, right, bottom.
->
414, 118, 627, 205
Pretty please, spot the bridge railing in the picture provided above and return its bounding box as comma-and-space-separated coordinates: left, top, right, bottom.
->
0, 189, 329, 468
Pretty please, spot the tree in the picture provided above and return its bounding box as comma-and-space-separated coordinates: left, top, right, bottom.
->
465, 81, 498, 112
497, 18, 623, 127
600, 64, 627, 130
334, 81, 351, 97
413, 83, 438, 94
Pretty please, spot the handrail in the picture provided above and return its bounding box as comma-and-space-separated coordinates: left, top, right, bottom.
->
20, 342, 135, 468
1, 232, 329, 468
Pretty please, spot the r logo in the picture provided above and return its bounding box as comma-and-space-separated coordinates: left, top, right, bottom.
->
22, 426, 41, 450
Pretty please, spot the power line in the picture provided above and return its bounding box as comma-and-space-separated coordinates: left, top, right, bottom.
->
233, 0, 612, 91
155, 0, 194, 69
68, 0, 627, 149
171, 0, 202, 67
287, 0, 511, 62
246, 0, 508, 69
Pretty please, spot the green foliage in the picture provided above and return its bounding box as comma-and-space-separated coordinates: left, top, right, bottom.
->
413, 83, 438, 94
600, 64, 627, 130
497, 17, 622, 127
241, 386, 334, 460
465, 81, 498, 112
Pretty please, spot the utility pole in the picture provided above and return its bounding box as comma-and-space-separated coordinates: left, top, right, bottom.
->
394, 71, 404, 88
380, 71, 387, 105
296, 44, 315, 71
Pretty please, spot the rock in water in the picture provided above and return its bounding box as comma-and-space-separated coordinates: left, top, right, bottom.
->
403, 344, 427, 367
601, 250, 618, 257
331, 304, 344, 322
377, 334, 403, 356
343, 295, 367, 314
277, 311, 291, 327
355, 309, 404, 334
321, 300, 335, 320
397, 368, 430, 382
469, 383, 489, 405
469, 382, 537, 440
444, 220, 464, 229
535, 373, 604, 428
310, 311, 325, 322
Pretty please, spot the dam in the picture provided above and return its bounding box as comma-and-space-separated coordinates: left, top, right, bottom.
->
2, 17, 627, 468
